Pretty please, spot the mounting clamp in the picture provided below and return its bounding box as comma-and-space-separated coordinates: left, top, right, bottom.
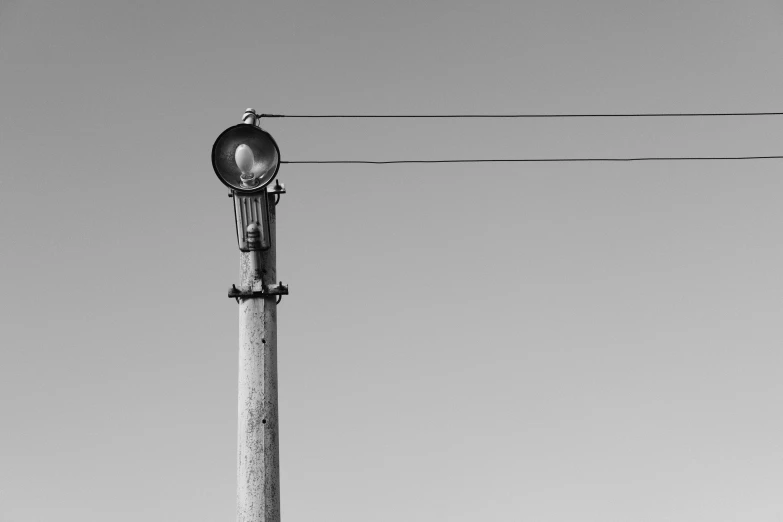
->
229, 281, 289, 304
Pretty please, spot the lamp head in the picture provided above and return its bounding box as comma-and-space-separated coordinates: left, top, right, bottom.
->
212, 123, 280, 193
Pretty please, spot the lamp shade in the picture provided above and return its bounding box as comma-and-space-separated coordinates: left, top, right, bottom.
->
212, 124, 281, 192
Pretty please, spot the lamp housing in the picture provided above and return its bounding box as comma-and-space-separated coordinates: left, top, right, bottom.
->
233, 191, 272, 252
212, 111, 280, 252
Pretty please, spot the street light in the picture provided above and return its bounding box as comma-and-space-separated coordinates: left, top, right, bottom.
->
213, 108, 287, 522
212, 109, 281, 251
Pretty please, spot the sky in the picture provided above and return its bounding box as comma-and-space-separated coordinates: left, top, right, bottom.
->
3, 1, 783, 521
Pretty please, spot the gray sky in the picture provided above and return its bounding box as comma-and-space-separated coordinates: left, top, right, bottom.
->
3, 1, 783, 521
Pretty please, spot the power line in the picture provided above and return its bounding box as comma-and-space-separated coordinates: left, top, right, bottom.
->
282, 155, 783, 165
264, 111, 783, 119
268, 111, 783, 164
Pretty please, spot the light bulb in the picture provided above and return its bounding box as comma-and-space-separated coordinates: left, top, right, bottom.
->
235, 144, 256, 184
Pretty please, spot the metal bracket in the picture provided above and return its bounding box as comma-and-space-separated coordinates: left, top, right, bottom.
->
268, 179, 286, 206
229, 281, 289, 303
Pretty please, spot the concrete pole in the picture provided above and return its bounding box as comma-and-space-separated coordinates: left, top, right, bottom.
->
237, 195, 280, 522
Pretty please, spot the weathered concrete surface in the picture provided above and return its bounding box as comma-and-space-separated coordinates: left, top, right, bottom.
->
237, 197, 280, 522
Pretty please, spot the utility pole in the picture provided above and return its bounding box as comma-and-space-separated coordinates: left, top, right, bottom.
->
212, 109, 288, 522
236, 211, 280, 522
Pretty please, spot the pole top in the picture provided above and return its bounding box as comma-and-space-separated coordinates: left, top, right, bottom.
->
242, 108, 258, 126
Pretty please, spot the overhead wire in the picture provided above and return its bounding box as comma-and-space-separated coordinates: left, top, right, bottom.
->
265, 110, 783, 164
282, 156, 783, 165
264, 111, 783, 119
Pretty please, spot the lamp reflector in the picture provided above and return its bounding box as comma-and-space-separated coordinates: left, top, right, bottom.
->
212, 124, 280, 192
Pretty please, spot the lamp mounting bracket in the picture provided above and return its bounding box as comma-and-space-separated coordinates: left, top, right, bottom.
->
228, 282, 289, 303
